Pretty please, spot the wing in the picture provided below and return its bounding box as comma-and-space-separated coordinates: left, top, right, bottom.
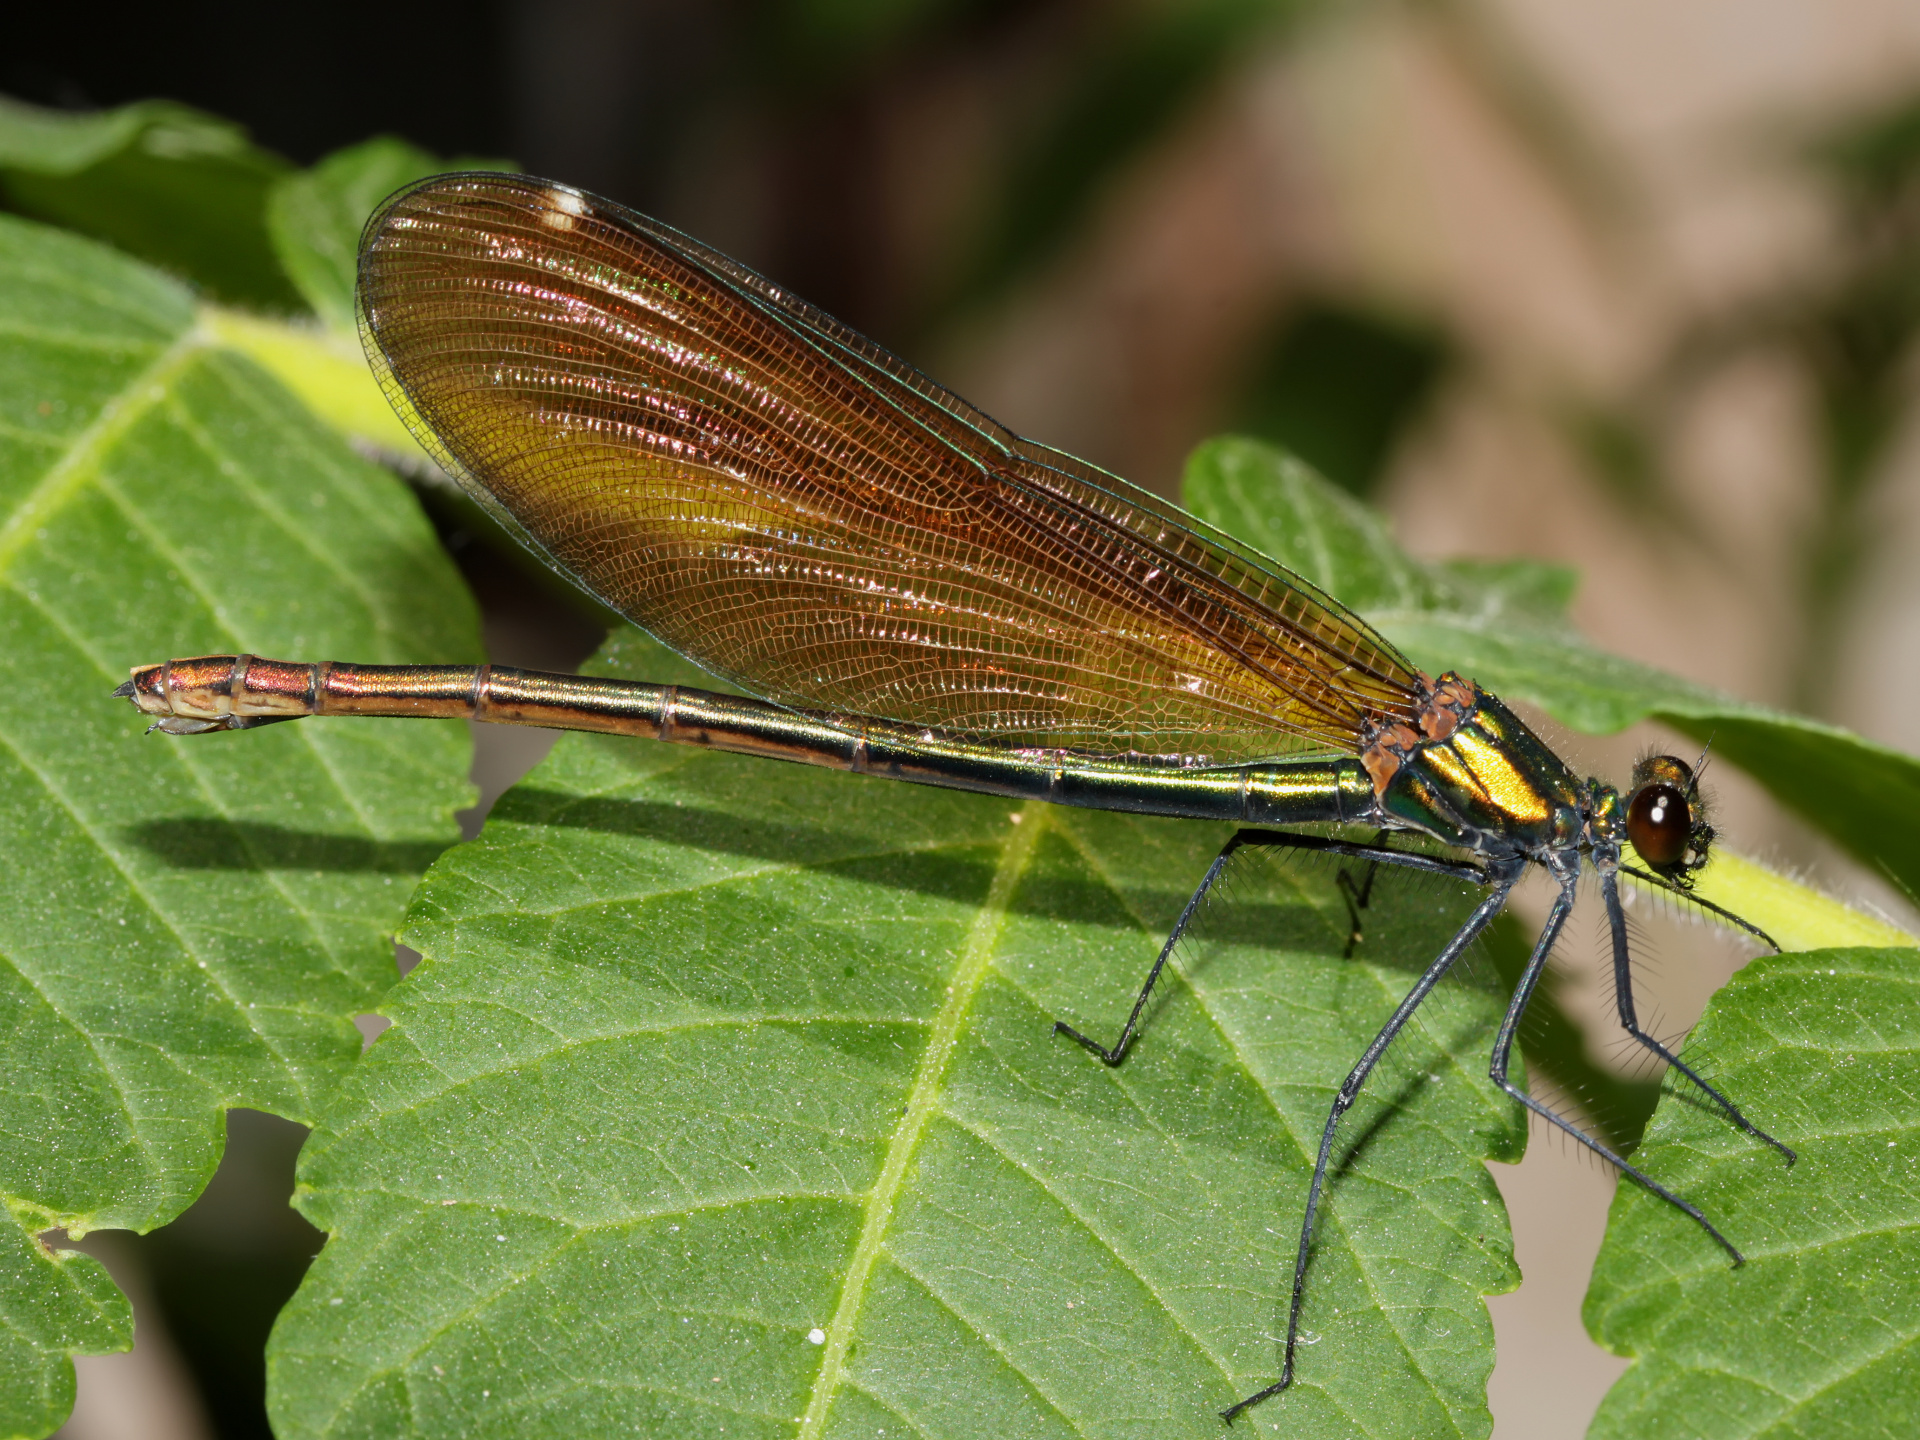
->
357, 172, 1424, 764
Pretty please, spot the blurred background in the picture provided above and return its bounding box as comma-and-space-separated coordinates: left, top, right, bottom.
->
10, 1, 1920, 1436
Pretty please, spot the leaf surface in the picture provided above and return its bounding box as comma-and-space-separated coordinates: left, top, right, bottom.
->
0, 214, 477, 1435
0, 94, 300, 312
276, 630, 1526, 1439
266, 137, 515, 335
1584, 945, 1920, 1438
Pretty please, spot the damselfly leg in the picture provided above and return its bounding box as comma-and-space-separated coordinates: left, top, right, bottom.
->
1056, 830, 1788, 1423
1051, 829, 1492, 1067
1597, 868, 1796, 1164
1334, 829, 1395, 958
1217, 857, 1526, 1423
1484, 862, 1746, 1272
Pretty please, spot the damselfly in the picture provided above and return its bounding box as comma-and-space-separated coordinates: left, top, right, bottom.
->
118, 172, 1790, 1421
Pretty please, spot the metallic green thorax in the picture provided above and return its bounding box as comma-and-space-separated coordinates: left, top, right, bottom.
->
1371, 682, 1596, 861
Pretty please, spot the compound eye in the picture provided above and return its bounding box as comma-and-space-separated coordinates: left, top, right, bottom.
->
1626, 782, 1692, 869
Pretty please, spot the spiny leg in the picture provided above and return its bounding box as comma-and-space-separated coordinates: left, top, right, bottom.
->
1598, 867, 1795, 1164
1053, 828, 1489, 1067
1220, 859, 1523, 1425
1488, 868, 1746, 1265
1619, 862, 1780, 951
1049, 835, 1237, 1067
1334, 829, 1394, 957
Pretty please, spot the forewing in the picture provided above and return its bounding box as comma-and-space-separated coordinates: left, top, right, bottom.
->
358, 172, 1423, 762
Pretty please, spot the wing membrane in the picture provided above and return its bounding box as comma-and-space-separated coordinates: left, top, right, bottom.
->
358, 172, 1423, 763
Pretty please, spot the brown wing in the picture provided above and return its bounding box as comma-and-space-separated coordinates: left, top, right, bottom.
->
357, 172, 1423, 763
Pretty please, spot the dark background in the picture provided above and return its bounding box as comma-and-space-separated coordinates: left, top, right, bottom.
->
6, 0, 1447, 501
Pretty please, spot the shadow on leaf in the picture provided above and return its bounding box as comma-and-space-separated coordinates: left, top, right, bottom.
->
496, 786, 1323, 940
123, 818, 452, 874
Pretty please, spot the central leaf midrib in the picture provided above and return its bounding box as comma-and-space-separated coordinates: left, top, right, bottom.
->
796, 800, 1046, 1438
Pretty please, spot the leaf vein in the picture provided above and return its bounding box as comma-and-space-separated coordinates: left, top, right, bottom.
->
796, 799, 1048, 1438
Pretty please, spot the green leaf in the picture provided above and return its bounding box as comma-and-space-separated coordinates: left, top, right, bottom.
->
196, 306, 426, 460
274, 627, 1525, 1438
0, 213, 477, 1435
0, 1224, 126, 1437
0, 95, 301, 312
1584, 945, 1920, 1438
1183, 436, 1920, 901
1680, 851, 1912, 954
266, 138, 516, 335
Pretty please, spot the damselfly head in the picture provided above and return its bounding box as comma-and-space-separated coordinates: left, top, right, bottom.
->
1625, 753, 1715, 883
